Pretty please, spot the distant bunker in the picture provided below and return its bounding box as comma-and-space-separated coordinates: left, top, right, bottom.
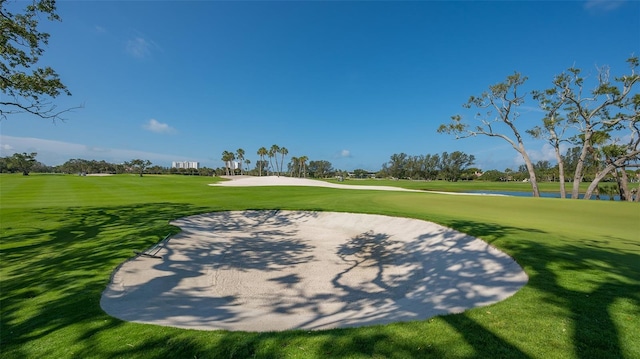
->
101, 210, 528, 332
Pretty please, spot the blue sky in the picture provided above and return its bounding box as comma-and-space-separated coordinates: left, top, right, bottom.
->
1, 0, 638, 171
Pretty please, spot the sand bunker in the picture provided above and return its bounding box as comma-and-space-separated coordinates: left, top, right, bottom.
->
210, 175, 424, 192
101, 210, 527, 332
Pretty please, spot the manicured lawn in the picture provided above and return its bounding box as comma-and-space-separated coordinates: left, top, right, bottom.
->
1, 174, 639, 358
325, 177, 597, 194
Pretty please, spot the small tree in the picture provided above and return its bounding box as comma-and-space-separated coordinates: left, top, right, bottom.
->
352, 169, 369, 179
307, 160, 334, 178
8, 152, 38, 175
125, 159, 152, 177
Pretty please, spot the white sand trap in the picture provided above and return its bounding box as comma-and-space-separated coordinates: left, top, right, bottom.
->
210, 175, 424, 192
101, 210, 528, 332
210, 175, 506, 196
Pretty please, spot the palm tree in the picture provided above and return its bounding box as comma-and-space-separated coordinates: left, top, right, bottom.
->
289, 156, 298, 177
236, 148, 245, 175
257, 147, 268, 176
244, 159, 251, 174
279, 147, 288, 176
269, 144, 280, 176
299, 155, 308, 178
221, 151, 234, 176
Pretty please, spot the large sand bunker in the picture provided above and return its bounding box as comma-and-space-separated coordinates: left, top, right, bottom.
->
101, 210, 528, 332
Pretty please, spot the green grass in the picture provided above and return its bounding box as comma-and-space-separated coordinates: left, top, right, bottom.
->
1, 174, 639, 358
324, 177, 596, 194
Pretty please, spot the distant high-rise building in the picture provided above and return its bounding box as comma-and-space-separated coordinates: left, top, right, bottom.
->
172, 161, 199, 169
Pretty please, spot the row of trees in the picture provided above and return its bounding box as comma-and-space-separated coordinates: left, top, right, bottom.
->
5, 152, 638, 201
222, 145, 299, 177
0, 154, 210, 177
439, 57, 639, 200
222, 144, 359, 179
0, 152, 341, 179
379, 151, 477, 182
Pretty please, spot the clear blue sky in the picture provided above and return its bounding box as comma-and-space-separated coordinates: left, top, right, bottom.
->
1, 0, 638, 171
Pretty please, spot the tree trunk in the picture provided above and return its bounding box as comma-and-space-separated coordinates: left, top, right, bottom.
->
280, 154, 285, 176
554, 143, 567, 199
584, 165, 615, 200
619, 167, 631, 201
584, 151, 640, 200
517, 144, 540, 197
611, 168, 624, 201
571, 138, 591, 199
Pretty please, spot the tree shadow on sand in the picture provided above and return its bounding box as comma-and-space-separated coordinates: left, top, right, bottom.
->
269, 222, 528, 331
100, 210, 319, 330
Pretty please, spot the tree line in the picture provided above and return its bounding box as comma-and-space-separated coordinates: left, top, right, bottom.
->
0, 155, 180, 177
3, 150, 638, 200
220, 145, 341, 179
378, 151, 476, 181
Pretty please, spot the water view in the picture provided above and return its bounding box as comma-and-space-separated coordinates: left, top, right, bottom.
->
467, 191, 622, 201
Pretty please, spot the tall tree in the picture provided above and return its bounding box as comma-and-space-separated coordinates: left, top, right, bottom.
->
235, 148, 245, 175
423, 153, 441, 180
288, 156, 299, 177
278, 147, 288, 175
547, 57, 639, 199
221, 150, 234, 176
1, 0, 77, 121
439, 73, 541, 196
254, 160, 268, 176
438, 151, 475, 182
257, 147, 268, 176
268, 144, 279, 176
298, 155, 308, 178
387, 153, 408, 179
529, 86, 571, 198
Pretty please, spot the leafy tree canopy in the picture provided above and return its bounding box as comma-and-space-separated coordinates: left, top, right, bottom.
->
1, 0, 75, 121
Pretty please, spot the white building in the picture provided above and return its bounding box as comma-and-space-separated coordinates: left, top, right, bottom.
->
172, 161, 199, 170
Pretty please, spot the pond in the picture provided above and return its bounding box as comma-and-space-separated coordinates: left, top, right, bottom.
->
466, 190, 622, 201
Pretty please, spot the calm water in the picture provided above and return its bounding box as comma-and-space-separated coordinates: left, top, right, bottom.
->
466, 190, 621, 201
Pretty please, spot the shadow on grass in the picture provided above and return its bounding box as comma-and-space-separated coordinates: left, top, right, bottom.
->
441, 220, 640, 359
2, 211, 639, 358
0, 202, 211, 357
